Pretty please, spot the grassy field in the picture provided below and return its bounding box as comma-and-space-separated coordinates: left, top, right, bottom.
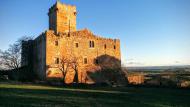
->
0, 83, 190, 107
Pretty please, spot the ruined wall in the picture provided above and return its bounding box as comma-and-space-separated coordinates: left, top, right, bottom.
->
128, 75, 145, 85
45, 29, 121, 83
33, 34, 46, 80
21, 40, 34, 67
48, 2, 77, 34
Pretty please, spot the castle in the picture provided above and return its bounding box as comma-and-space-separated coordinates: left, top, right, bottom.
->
21, 1, 121, 84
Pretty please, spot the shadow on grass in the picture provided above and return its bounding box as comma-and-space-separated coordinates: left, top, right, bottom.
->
0, 85, 190, 107
0, 87, 131, 107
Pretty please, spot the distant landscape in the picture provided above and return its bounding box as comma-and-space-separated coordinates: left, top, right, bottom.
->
126, 65, 190, 72
123, 65, 190, 88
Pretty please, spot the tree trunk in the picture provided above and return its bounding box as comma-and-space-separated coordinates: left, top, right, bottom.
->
73, 69, 79, 84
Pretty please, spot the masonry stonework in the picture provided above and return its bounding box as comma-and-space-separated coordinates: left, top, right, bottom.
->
48, 2, 77, 33
22, 1, 121, 84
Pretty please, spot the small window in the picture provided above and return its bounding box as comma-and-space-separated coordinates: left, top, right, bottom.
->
114, 45, 116, 49
55, 58, 59, 64
89, 41, 95, 48
95, 59, 99, 64
75, 43, 79, 48
104, 44, 107, 49
92, 41, 95, 47
89, 41, 92, 48
74, 12, 77, 16
55, 40, 58, 46
84, 58, 87, 64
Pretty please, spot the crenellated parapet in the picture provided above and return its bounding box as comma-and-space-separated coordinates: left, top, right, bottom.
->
54, 28, 120, 43
48, 2, 76, 15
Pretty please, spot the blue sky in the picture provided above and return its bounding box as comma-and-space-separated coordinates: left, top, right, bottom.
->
0, 0, 190, 66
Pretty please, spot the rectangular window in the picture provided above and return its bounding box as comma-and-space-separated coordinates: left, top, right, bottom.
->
114, 45, 116, 49
75, 43, 79, 48
104, 44, 107, 49
84, 58, 87, 64
55, 58, 59, 64
95, 59, 99, 64
89, 41, 92, 48
55, 40, 58, 46
92, 41, 95, 47
89, 41, 95, 48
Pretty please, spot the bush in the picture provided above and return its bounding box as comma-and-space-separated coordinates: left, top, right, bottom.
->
0, 66, 38, 82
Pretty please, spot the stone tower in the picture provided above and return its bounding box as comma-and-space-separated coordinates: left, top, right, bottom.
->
22, 1, 121, 83
48, 1, 77, 33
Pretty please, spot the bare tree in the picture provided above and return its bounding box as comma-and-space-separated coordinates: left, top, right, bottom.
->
0, 44, 21, 70
70, 57, 79, 84
0, 36, 33, 70
58, 56, 71, 84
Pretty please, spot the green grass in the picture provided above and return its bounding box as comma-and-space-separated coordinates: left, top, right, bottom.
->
0, 83, 190, 107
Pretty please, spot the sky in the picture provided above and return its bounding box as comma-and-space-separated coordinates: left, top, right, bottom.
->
0, 0, 190, 67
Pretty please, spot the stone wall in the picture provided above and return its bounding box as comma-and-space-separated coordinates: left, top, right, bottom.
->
22, 1, 121, 83
48, 2, 77, 34
33, 33, 46, 80
45, 29, 121, 83
21, 40, 34, 67
128, 75, 145, 85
